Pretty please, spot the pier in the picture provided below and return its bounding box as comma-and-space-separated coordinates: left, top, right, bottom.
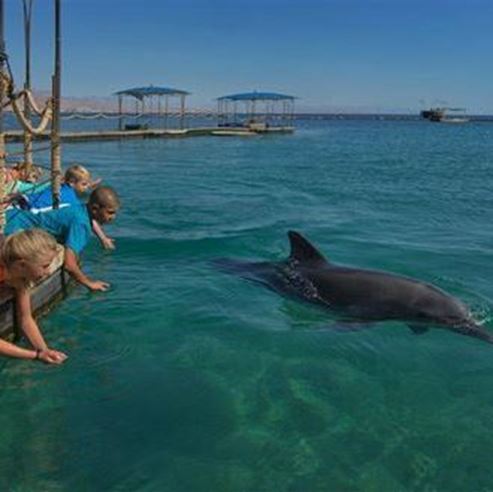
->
5, 125, 295, 143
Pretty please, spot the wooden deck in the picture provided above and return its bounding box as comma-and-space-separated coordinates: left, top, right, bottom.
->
5, 126, 295, 143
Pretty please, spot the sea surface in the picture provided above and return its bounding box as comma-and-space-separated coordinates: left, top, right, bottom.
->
1, 118, 493, 491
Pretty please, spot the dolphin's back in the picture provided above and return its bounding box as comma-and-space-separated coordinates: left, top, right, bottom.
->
303, 264, 470, 324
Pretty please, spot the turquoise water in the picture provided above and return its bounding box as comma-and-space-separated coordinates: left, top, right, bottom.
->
1, 119, 493, 491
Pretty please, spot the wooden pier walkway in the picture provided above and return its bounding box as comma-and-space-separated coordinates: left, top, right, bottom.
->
5, 126, 295, 143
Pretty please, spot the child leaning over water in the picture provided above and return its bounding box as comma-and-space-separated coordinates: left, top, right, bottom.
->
6, 186, 121, 292
25, 164, 114, 249
3, 162, 48, 197
0, 229, 67, 364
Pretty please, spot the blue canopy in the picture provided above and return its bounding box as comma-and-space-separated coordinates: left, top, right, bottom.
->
217, 91, 296, 102
114, 86, 190, 100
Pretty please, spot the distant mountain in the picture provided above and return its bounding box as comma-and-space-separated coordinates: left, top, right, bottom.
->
32, 90, 118, 113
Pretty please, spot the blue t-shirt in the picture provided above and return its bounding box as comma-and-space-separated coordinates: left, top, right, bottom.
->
26, 183, 81, 213
5, 204, 92, 255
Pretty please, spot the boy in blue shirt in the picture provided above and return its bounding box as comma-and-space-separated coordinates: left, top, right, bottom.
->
25, 164, 114, 249
5, 186, 120, 292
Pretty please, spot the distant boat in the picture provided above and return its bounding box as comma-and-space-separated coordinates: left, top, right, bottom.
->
420, 107, 469, 123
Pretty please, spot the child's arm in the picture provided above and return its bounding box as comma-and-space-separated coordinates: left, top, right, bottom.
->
15, 179, 50, 194
64, 247, 110, 292
92, 219, 115, 250
0, 338, 66, 364
16, 287, 48, 350
90, 178, 102, 189
13, 288, 67, 364
0, 337, 38, 360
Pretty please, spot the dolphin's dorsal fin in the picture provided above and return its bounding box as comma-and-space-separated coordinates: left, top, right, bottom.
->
288, 231, 329, 264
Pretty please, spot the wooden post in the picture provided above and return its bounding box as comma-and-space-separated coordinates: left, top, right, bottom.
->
50, 0, 62, 209
23, 0, 33, 170
0, 0, 6, 233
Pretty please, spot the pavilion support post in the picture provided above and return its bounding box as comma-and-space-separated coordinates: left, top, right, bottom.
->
118, 94, 123, 130
50, 0, 62, 209
180, 94, 185, 129
164, 95, 168, 129
0, 0, 6, 233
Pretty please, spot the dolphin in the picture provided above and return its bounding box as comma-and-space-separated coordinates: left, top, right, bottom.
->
215, 231, 492, 344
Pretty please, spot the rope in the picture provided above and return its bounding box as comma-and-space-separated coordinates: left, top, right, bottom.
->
5, 145, 51, 159
61, 111, 144, 120
57, 110, 218, 120
10, 95, 52, 134
0, 71, 53, 134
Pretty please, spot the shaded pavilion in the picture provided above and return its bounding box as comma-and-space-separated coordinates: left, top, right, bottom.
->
114, 85, 190, 130
217, 91, 296, 129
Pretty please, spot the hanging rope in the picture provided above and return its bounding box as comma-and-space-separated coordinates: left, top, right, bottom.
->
0, 71, 53, 134
10, 94, 52, 134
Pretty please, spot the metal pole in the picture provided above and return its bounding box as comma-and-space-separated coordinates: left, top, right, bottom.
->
164, 95, 168, 129
50, 0, 62, 209
0, 0, 6, 233
180, 94, 185, 129
118, 94, 122, 130
23, 0, 33, 168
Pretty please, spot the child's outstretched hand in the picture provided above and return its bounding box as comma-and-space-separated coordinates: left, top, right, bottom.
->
38, 349, 68, 365
87, 280, 111, 292
101, 236, 115, 250
90, 178, 102, 189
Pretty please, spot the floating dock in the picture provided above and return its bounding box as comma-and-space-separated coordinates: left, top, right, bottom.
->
5, 126, 295, 143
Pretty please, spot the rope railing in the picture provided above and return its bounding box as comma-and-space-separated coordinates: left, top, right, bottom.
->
57, 110, 219, 120
62, 111, 144, 120
10, 95, 52, 134
0, 72, 53, 134
5, 144, 51, 160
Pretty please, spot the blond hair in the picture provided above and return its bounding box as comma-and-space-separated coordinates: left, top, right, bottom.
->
12, 162, 43, 182
88, 186, 121, 209
64, 164, 91, 184
1, 229, 58, 267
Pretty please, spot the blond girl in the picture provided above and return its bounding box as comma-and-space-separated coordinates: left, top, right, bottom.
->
0, 229, 67, 364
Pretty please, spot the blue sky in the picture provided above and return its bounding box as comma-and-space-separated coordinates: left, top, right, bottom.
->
4, 0, 493, 113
